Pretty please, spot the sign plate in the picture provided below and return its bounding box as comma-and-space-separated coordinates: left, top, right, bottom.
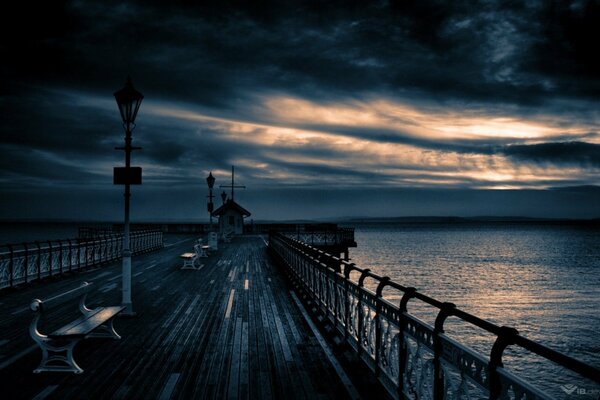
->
114, 167, 142, 185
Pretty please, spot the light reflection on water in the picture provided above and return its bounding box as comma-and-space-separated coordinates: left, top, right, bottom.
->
349, 223, 600, 398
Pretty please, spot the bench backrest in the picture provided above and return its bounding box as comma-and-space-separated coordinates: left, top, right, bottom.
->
30, 281, 93, 313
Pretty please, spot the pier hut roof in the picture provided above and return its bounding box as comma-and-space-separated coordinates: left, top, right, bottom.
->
212, 199, 251, 217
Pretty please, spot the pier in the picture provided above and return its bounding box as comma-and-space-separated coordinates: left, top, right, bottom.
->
0, 235, 353, 399
0, 231, 597, 400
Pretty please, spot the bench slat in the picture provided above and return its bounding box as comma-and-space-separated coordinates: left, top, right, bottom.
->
49, 306, 125, 337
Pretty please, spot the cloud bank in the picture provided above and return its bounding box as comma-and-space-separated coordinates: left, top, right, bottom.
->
1, 0, 599, 219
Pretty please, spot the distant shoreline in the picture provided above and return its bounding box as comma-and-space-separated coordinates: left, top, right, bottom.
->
0, 216, 598, 225
339, 216, 600, 224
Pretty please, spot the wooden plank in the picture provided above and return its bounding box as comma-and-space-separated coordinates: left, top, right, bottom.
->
225, 289, 235, 319
31, 385, 59, 400
227, 317, 243, 399
253, 260, 274, 400
158, 373, 180, 400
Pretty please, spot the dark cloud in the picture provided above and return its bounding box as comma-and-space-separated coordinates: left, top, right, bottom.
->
0, 144, 106, 188
501, 141, 600, 166
0, 88, 116, 157
4, 0, 600, 105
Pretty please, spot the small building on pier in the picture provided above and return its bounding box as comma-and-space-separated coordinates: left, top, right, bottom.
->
211, 165, 251, 235
212, 199, 251, 235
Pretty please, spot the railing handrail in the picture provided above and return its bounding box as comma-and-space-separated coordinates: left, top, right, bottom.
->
268, 231, 600, 400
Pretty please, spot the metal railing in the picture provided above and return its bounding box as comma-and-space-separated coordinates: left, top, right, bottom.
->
0, 230, 163, 290
286, 227, 356, 247
268, 232, 600, 400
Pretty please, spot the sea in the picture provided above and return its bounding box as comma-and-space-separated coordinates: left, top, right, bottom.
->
349, 222, 600, 398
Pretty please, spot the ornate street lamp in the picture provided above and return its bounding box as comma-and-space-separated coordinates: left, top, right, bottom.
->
114, 76, 143, 316
206, 172, 215, 230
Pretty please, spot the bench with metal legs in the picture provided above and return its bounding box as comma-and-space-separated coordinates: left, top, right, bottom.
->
180, 244, 205, 269
29, 281, 124, 374
196, 241, 210, 257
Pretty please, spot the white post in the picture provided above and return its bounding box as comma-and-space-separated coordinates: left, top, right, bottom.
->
121, 128, 134, 315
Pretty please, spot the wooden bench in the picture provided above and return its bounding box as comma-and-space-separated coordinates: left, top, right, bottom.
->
29, 281, 124, 374
180, 244, 205, 270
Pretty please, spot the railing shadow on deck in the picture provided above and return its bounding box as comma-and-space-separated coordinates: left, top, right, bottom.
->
0, 230, 163, 290
268, 231, 600, 400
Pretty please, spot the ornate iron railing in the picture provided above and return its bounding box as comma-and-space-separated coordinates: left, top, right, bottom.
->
268, 232, 600, 400
0, 230, 163, 290
285, 227, 356, 247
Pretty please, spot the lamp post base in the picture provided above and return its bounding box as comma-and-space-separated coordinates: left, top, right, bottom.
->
119, 303, 136, 317
121, 252, 135, 317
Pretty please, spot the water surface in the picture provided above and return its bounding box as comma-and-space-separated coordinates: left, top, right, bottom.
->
349, 223, 600, 397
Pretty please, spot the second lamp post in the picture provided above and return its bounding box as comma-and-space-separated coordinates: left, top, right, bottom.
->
206, 172, 215, 231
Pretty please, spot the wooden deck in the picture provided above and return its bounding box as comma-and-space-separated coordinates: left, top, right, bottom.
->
0, 236, 349, 399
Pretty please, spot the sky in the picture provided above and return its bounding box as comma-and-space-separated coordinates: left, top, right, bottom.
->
1, 0, 599, 221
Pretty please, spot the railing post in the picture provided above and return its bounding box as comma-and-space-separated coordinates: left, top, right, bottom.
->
316, 258, 323, 310
309, 252, 316, 299
375, 276, 391, 377
398, 287, 417, 398
78, 239, 83, 270
35, 241, 41, 281
47, 240, 53, 277
101, 234, 106, 263
489, 326, 519, 400
8, 244, 14, 288
343, 263, 355, 342
84, 239, 88, 269
112, 234, 117, 260
67, 239, 73, 273
58, 240, 63, 275
323, 258, 330, 320
23, 243, 29, 284
356, 269, 371, 359
109, 233, 113, 260
332, 262, 340, 327
433, 302, 456, 400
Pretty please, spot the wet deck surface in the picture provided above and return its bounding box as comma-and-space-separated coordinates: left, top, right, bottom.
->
0, 235, 348, 399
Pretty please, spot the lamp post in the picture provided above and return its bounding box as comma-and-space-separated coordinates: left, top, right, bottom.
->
206, 172, 215, 231
221, 191, 227, 204
114, 76, 143, 316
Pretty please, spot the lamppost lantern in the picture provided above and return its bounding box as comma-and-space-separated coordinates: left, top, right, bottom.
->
206, 172, 215, 189
114, 76, 144, 131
